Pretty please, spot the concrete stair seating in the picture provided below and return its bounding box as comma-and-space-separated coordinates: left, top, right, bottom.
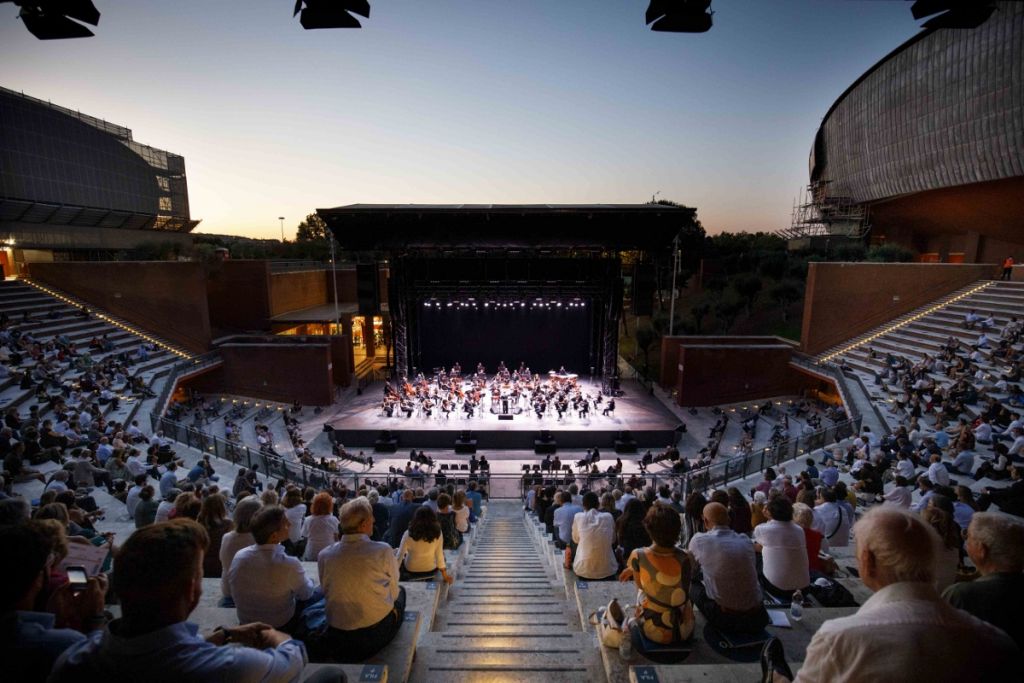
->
415, 501, 600, 682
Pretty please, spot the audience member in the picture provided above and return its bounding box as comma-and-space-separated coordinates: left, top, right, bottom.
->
572, 491, 618, 581
753, 496, 809, 595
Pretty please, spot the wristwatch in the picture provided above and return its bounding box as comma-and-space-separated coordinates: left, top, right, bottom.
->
213, 626, 233, 643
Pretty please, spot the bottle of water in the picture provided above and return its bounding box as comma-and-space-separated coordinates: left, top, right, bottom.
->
790, 591, 803, 622
619, 613, 634, 661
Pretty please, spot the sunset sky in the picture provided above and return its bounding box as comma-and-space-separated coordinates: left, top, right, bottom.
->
1, 1, 922, 239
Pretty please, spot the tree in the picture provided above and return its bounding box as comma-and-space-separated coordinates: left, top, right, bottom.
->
867, 244, 915, 262
714, 296, 744, 334
734, 274, 763, 315
296, 213, 329, 242
691, 293, 715, 333
635, 323, 658, 375
769, 280, 803, 322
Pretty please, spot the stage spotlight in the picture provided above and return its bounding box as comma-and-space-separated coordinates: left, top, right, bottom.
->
8, 0, 100, 39
646, 0, 713, 33
446, 302, 453, 308
293, 0, 370, 30
910, 0, 996, 29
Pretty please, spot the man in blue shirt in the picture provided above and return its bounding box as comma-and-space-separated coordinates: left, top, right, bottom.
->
466, 480, 484, 523
50, 519, 315, 683
551, 491, 582, 549
158, 461, 180, 499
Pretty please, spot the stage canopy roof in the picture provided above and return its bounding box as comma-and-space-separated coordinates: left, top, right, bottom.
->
316, 203, 696, 251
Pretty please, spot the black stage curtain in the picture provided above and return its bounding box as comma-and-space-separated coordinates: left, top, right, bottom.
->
417, 306, 593, 375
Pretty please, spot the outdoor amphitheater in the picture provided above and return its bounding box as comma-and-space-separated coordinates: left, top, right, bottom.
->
2, 2, 1023, 683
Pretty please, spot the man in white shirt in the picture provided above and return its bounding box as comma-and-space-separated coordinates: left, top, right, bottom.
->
125, 474, 147, 518
927, 453, 951, 488
812, 488, 852, 547
753, 496, 809, 594
1008, 428, 1024, 460
571, 492, 618, 581
894, 452, 916, 481
616, 486, 636, 511
226, 505, 317, 632
689, 502, 769, 634
882, 478, 912, 508
974, 419, 993, 444
764, 507, 1020, 683
318, 497, 405, 662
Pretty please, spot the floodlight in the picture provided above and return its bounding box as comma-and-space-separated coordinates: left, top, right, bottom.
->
910, 0, 996, 29
646, 0, 713, 33
294, 0, 369, 30
5, 0, 100, 39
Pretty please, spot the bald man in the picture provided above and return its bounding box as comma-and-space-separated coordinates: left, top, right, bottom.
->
764, 507, 1021, 683
688, 501, 769, 634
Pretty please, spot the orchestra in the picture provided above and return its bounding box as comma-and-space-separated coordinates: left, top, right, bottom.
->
380, 361, 610, 422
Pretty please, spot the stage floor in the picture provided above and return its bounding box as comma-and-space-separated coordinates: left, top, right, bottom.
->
325, 379, 681, 449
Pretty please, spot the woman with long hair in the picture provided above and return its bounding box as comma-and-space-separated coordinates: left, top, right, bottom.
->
727, 487, 753, 536
219, 496, 261, 606
197, 493, 233, 577
452, 490, 470, 535
436, 492, 462, 550
682, 491, 707, 545
923, 500, 962, 593
616, 498, 651, 561
396, 506, 452, 584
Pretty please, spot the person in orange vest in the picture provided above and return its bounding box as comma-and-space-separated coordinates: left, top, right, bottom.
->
1003, 256, 1015, 281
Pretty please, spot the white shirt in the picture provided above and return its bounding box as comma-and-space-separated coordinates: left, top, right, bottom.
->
284, 504, 307, 544
227, 544, 315, 628
319, 534, 400, 630
1009, 435, 1024, 458
974, 423, 993, 441
895, 458, 916, 480
125, 456, 147, 478
453, 506, 470, 533
396, 530, 445, 574
155, 500, 174, 523
753, 520, 809, 592
301, 514, 340, 561
927, 461, 950, 488
883, 486, 912, 508
126, 485, 143, 517
616, 493, 635, 512
571, 509, 619, 580
219, 530, 255, 597
812, 502, 852, 547
793, 582, 1020, 683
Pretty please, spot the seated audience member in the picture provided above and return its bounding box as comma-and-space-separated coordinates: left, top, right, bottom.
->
977, 465, 1024, 517
226, 505, 317, 632
763, 507, 1021, 683
302, 491, 340, 561
197, 494, 233, 578
882, 476, 912, 508
436, 492, 462, 550
395, 506, 453, 583
553, 491, 582, 549
812, 487, 852, 547
50, 519, 313, 682
452, 490, 470, 535
921, 504, 961, 593
219, 496, 261, 607
753, 496, 809, 595
318, 497, 406, 662
281, 487, 307, 557
792, 502, 830, 577
688, 502, 769, 634
386, 489, 420, 547
616, 498, 652, 560
133, 485, 159, 528
572, 491, 619, 581
465, 480, 484, 523
1, 522, 107, 682
367, 489, 390, 542
943, 512, 1024, 649
619, 504, 695, 649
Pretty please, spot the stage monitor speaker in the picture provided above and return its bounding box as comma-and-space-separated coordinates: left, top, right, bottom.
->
632, 262, 655, 316
357, 263, 380, 316
498, 414, 514, 421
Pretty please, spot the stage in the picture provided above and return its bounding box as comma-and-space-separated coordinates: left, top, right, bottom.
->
325, 379, 681, 451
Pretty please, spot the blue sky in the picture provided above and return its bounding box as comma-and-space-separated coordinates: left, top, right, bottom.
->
1, 1, 922, 238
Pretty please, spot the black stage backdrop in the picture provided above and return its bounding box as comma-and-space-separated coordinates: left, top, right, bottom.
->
417, 306, 593, 375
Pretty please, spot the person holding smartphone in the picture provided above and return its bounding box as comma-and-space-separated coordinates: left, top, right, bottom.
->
1, 521, 108, 683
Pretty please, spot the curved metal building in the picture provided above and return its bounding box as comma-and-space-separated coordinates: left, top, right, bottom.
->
0, 86, 197, 270
808, 1, 1024, 262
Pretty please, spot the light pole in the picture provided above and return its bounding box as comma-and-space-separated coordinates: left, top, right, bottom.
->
329, 230, 340, 335
278, 216, 285, 243
668, 234, 680, 336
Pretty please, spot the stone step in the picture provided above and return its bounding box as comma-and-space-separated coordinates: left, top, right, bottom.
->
412, 632, 597, 683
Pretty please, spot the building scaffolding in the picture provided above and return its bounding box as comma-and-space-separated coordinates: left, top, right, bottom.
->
778, 181, 871, 242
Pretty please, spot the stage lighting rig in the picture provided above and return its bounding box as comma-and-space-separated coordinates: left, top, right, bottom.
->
3, 0, 100, 39
908, 0, 998, 29
646, 0, 713, 33
293, 0, 369, 30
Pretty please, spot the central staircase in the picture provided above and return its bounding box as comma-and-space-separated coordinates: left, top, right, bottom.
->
413, 501, 600, 682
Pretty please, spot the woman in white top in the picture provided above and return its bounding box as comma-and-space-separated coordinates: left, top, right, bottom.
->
453, 490, 470, 534
396, 507, 452, 584
218, 496, 261, 605
282, 487, 307, 554
301, 491, 340, 560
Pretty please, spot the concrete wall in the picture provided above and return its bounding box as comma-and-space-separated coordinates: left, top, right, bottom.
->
673, 337, 797, 406
206, 260, 271, 334
218, 341, 333, 405
800, 262, 996, 356
269, 270, 328, 317
29, 261, 212, 353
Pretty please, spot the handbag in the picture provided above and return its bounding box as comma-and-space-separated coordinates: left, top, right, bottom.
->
588, 598, 626, 648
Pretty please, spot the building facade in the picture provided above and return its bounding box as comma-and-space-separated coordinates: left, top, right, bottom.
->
0, 86, 196, 273
805, 2, 1023, 262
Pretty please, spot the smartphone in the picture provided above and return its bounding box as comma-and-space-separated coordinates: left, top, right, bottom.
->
66, 565, 89, 592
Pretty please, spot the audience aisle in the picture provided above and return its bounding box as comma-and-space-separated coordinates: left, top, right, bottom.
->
413, 501, 600, 682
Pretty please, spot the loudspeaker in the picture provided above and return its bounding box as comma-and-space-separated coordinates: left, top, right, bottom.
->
540, 430, 551, 442
498, 414, 514, 421
632, 262, 655, 316
357, 263, 380, 316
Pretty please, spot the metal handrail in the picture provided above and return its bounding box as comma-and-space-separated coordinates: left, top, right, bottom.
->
150, 352, 222, 428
